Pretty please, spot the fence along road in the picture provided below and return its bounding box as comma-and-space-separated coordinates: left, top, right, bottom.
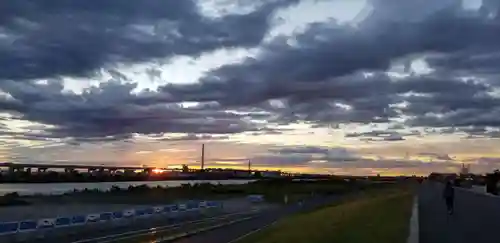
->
0, 200, 223, 243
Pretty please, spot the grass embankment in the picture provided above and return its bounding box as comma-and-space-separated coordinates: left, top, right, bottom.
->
237, 188, 414, 243
0, 179, 406, 206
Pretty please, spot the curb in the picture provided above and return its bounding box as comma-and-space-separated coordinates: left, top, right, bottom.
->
407, 196, 419, 243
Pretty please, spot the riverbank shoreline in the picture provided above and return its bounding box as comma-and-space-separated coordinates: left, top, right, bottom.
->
0, 177, 255, 184
0, 179, 255, 196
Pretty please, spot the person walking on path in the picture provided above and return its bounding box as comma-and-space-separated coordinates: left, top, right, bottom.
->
443, 180, 455, 215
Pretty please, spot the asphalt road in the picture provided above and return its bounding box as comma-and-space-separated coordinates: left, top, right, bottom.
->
172, 212, 278, 243
170, 195, 342, 243
419, 182, 500, 243
85, 211, 260, 243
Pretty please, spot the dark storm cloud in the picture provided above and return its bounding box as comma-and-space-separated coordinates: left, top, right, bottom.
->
67, 134, 134, 144
423, 0, 500, 74
157, 0, 500, 130
402, 91, 499, 117
426, 51, 500, 75
2, 70, 495, 142
396, 75, 497, 128
0, 80, 263, 140
0, 0, 299, 81
162, 0, 500, 105
3, 0, 500, 141
265, 85, 398, 125
247, 73, 495, 126
406, 107, 500, 129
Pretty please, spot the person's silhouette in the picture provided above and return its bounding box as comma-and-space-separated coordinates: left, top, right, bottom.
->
443, 180, 455, 215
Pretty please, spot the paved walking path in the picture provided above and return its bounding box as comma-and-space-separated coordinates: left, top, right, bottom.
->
419, 182, 500, 243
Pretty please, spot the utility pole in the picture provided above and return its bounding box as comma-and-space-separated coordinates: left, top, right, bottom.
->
201, 144, 205, 171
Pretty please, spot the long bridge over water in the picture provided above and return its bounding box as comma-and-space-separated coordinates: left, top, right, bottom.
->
0, 162, 161, 174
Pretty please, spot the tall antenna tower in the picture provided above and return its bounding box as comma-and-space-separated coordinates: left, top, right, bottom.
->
201, 144, 205, 171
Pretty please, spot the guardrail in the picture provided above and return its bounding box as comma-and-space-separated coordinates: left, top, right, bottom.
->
0, 200, 222, 236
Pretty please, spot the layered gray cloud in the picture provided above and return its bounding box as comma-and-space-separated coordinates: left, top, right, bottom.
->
2, 0, 500, 143
418, 152, 453, 161
157, 0, 500, 132
245, 145, 462, 174
0, 0, 299, 81
0, 80, 264, 140
345, 130, 418, 141
162, 0, 500, 102
158, 134, 229, 141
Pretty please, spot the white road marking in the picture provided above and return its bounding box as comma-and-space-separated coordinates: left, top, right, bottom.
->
406, 196, 419, 243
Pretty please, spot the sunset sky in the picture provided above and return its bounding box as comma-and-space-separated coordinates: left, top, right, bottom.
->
0, 0, 499, 176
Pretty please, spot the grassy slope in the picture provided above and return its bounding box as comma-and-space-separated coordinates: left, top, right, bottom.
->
13, 179, 380, 205
237, 189, 414, 243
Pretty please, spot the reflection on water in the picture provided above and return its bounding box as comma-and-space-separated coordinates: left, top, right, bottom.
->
0, 180, 254, 196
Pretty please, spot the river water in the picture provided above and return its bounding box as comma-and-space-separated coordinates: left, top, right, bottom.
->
0, 180, 254, 196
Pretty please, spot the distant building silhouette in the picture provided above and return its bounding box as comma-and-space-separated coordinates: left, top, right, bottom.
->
460, 163, 471, 175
